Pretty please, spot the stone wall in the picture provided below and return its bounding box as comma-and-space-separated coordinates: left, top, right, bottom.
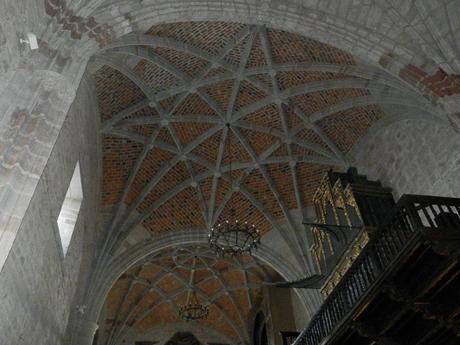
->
349, 119, 460, 199
0, 75, 101, 345
290, 290, 309, 333
266, 287, 298, 345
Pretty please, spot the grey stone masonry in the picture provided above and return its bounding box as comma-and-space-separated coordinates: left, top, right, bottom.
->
0, 75, 101, 345
0, 69, 77, 272
350, 119, 460, 199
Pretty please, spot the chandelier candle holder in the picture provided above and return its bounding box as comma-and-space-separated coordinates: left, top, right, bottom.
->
209, 219, 261, 256
179, 291, 209, 321
208, 123, 261, 256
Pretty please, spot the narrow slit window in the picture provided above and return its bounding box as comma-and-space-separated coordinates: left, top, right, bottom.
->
57, 162, 83, 256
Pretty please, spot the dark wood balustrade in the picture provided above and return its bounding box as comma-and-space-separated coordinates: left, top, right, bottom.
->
294, 195, 460, 345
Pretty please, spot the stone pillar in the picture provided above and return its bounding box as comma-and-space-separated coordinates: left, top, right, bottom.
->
0, 68, 77, 271
73, 319, 99, 345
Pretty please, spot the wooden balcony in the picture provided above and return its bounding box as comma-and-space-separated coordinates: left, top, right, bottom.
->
294, 195, 460, 345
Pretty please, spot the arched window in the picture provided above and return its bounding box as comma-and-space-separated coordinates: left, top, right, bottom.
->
253, 311, 268, 345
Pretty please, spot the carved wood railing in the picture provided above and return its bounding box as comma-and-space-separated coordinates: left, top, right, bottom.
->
293, 195, 460, 345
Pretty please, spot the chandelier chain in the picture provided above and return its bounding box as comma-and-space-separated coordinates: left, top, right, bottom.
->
208, 123, 261, 256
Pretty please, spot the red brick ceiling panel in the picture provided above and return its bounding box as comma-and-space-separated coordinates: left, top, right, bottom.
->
233, 288, 251, 311
152, 47, 209, 78
297, 163, 335, 206
195, 262, 216, 282
137, 160, 190, 212
284, 105, 304, 130
130, 290, 162, 320
237, 254, 256, 266
142, 187, 205, 233
295, 128, 328, 149
214, 294, 241, 325
237, 128, 278, 156
124, 124, 157, 137
265, 163, 298, 210
102, 136, 144, 207
191, 131, 223, 163
317, 104, 384, 153
198, 176, 214, 202
201, 79, 235, 113
146, 22, 246, 56
244, 104, 283, 131
172, 122, 215, 146
212, 260, 230, 273
250, 287, 264, 307
124, 105, 159, 120
138, 263, 164, 280
173, 93, 217, 116
246, 36, 267, 68
204, 66, 228, 79
224, 38, 248, 66
158, 95, 180, 113
222, 132, 252, 165
209, 178, 231, 208
174, 267, 191, 282
156, 126, 176, 146
120, 282, 149, 319
220, 270, 244, 288
128, 294, 172, 326
125, 147, 175, 205
290, 145, 316, 157
189, 161, 208, 177
247, 272, 264, 289
289, 88, 370, 116
276, 71, 345, 90
95, 66, 146, 121
243, 170, 284, 219
251, 73, 273, 90
105, 278, 131, 318
197, 276, 221, 293
135, 303, 179, 333
267, 29, 356, 65
170, 293, 189, 313
134, 59, 182, 93
215, 191, 272, 235
234, 80, 268, 111
202, 305, 238, 341
157, 274, 184, 293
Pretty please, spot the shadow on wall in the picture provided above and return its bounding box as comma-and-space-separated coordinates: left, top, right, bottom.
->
349, 119, 460, 199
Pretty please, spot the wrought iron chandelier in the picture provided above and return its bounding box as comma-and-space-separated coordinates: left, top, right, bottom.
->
179, 256, 209, 321
179, 291, 209, 321
208, 123, 261, 256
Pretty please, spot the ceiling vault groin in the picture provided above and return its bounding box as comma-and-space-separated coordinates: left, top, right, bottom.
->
93, 21, 438, 260
89, 21, 446, 344
101, 245, 282, 345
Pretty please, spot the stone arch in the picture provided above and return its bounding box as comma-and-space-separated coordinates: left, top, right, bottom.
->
122, 321, 236, 345
80, 1, 429, 70
253, 310, 268, 345
83, 229, 319, 330
61, 0, 460, 126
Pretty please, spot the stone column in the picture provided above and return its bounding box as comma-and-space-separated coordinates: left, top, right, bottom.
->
0, 68, 77, 271
73, 319, 99, 345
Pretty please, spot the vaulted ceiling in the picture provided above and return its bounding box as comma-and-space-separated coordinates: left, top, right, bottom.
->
101, 246, 279, 345
91, 21, 435, 344
93, 21, 429, 248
